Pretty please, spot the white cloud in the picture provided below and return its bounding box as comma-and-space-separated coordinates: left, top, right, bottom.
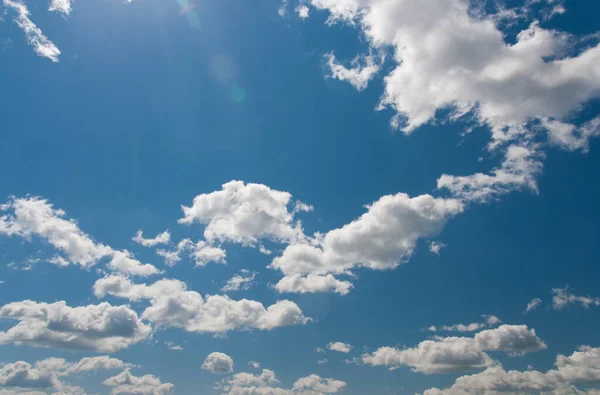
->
48, 0, 71, 15
273, 273, 353, 295
316, 347, 325, 353
428, 315, 501, 333
165, 341, 183, 351
474, 324, 547, 354
325, 52, 381, 91
220, 368, 346, 395
178, 181, 310, 247
0, 355, 129, 393
309, 0, 600, 140
292, 375, 346, 393
428, 241, 446, 256
202, 352, 234, 374
327, 342, 352, 353
0, 197, 160, 276
156, 238, 227, 267
0, 300, 152, 352
270, 192, 463, 294
295, 4, 309, 19
553, 285, 600, 310
132, 230, 171, 247
248, 361, 261, 369
525, 297, 543, 313
437, 144, 544, 202
317, 359, 328, 365
103, 370, 174, 395
278, 0, 288, 17
94, 275, 310, 334
541, 117, 600, 152
424, 345, 600, 394
3, 0, 60, 61
362, 337, 493, 374
222, 271, 257, 292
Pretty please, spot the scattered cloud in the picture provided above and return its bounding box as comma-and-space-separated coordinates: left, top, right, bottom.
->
525, 297, 543, 313
325, 52, 381, 91
103, 369, 174, 395
270, 193, 463, 294
474, 324, 547, 354
317, 359, 328, 365
132, 230, 171, 247
202, 352, 234, 374
94, 275, 310, 334
248, 361, 261, 369
327, 342, 352, 353
2, 0, 60, 61
165, 342, 183, 351
553, 285, 600, 310
222, 271, 257, 292
428, 241, 446, 256
424, 345, 600, 394
427, 315, 501, 332
295, 4, 309, 18
48, 0, 71, 16
0, 300, 152, 353
0, 197, 160, 276
179, 181, 310, 247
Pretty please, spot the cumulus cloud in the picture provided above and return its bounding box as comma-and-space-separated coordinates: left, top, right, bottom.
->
157, 238, 227, 267
474, 324, 547, 354
428, 241, 446, 256
270, 192, 463, 294
0, 300, 152, 352
132, 230, 171, 247
0, 355, 129, 393
48, 0, 71, 15
202, 352, 234, 374
553, 285, 600, 310
2, 0, 60, 61
0, 197, 160, 276
327, 342, 352, 353
362, 337, 494, 374
179, 181, 311, 247
325, 52, 381, 91
525, 297, 543, 313
424, 345, 600, 394
219, 368, 345, 395
295, 4, 309, 18
427, 315, 501, 333
103, 370, 174, 395
222, 271, 257, 292
94, 275, 310, 334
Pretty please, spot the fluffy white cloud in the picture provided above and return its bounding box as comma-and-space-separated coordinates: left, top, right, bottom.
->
220, 368, 346, 395
525, 297, 543, 313
474, 324, 547, 354
48, 0, 71, 15
437, 144, 544, 202
542, 117, 600, 153
308, 0, 600, 140
222, 271, 257, 292
94, 275, 310, 333
0, 355, 128, 393
178, 181, 311, 246
325, 52, 381, 91
132, 230, 171, 247
156, 238, 226, 267
553, 286, 600, 310
362, 337, 493, 374
273, 274, 353, 296
327, 342, 352, 353
103, 370, 174, 395
424, 345, 600, 394
248, 361, 261, 369
270, 192, 463, 293
295, 4, 309, 18
0, 300, 152, 352
428, 241, 446, 256
2, 0, 60, 61
428, 315, 501, 333
292, 375, 346, 393
202, 352, 234, 374
0, 197, 159, 276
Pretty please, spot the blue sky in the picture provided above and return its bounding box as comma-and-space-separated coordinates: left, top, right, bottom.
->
1, 0, 600, 394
